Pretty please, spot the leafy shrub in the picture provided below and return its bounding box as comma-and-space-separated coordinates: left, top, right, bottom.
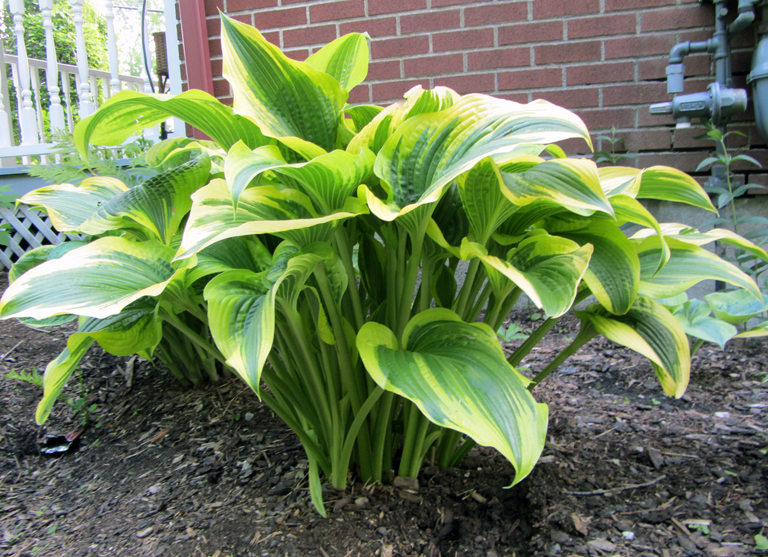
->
2, 17, 766, 515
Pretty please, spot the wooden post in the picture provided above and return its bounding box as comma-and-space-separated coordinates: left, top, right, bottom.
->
105, 0, 122, 96
70, 0, 94, 117
8, 0, 39, 145
39, 0, 65, 136
178, 0, 214, 140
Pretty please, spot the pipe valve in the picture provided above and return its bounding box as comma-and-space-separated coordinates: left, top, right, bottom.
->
649, 82, 747, 129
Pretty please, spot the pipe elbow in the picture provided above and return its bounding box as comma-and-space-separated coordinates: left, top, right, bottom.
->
669, 42, 691, 64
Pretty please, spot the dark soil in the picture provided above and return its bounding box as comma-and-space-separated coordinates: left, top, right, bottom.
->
1, 285, 767, 556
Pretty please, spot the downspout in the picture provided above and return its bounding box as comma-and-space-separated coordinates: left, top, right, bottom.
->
178, 0, 214, 140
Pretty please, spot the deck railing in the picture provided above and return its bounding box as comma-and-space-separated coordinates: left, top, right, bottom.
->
1, 0, 184, 166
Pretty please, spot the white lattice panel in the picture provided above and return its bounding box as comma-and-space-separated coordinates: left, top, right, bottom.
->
0, 205, 82, 270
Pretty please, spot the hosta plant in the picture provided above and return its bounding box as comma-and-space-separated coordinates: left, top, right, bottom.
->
3, 17, 767, 515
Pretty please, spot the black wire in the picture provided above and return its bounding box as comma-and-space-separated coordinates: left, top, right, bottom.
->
141, 0, 155, 94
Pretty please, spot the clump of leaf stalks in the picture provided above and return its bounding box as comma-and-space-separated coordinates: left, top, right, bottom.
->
2, 17, 767, 515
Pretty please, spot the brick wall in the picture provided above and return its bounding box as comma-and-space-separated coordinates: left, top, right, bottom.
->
197, 0, 768, 186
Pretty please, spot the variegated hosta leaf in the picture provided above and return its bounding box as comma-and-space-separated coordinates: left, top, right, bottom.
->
705, 289, 768, 324
735, 321, 768, 339
636, 236, 761, 300
357, 308, 549, 485
222, 16, 347, 153
345, 105, 384, 133
0, 237, 178, 320
610, 194, 670, 273
500, 157, 614, 217
457, 157, 518, 245
461, 233, 593, 318
576, 296, 690, 398
632, 224, 768, 264
9, 245, 57, 282
186, 236, 273, 284
35, 300, 162, 424
305, 33, 370, 92
204, 269, 275, 394
176, 179, 367, 259
549, 220, 640, 315
671, 299, 737, 349
598, 166, 642, 197
74, 89, 267, 156
348, 85, 461, 154
78, 154, 212, 244
635, 166, 716, 212
226, 141, 375, 213
371, 95, 592, 222
204, 242, 334, 393
19, 177, 129, 232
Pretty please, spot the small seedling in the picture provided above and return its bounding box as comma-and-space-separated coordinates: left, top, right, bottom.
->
592, 127, 637, 166
529, 312, 542, 321
755, 533, 768, 551
5, 368, 43, 387
496, 323, 529, 342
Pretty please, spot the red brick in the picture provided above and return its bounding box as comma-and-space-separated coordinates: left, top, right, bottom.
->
348, 85, 371, 104
372, 79, 429, 102
284, 48, 310, 61
556, 137, 592, 156
262, 31, 280, 45
467, 47, 530, 71
401, 10, 461, 35
283, 24, 338, 48
207, 17, 220, 37
536, 41, 600, 65
219, 97, 233, 106
497, 92, 530, 103
605, 0, 674, 10
634, 152, 711, 173
498, 68, 562, 90
340, 17, 397, 38
436, 73, 496, 94
576, 108, 635, 130
464, 2, 527, 27
637, 109, 675, 128
369, 0, 427, 16
404, 54, 462, 77
498, 20, 563, 45
210, 59, 223, 78
673, 125, 750, 149
637, 55, 710, 81
568, 13, 636, 39
252, 7, 307, 30
532, 88, 599, 110
605, 34, 677, 59
209, 38, 222, 58
371, 36, 430, 59
566, 62, 634, 86
641, 5, 714, 32
432, 0, 486, 5
205, 0, 223, 16
619, 128, 672, 151
213, 78, 230, 98
602, 82, 668, 107
368, 60, 401, 81
227, 0, 277, 11
310, 0, 365, 23
433, 28, 494, 52
533, 0, 600, 19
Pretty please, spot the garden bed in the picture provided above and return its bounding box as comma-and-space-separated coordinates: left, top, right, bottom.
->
1, 281, 767, 557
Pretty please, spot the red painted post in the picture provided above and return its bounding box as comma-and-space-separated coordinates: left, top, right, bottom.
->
178, 0, 214, 139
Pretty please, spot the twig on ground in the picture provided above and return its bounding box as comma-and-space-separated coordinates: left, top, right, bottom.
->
1, 340, 24, 361
564, 475, 667, 496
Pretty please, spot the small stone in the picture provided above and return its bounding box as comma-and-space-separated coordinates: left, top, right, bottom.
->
147, 484, 162, 495
622, 531, 635, 541
333, 497, 351, 512
136, 527, 154, 539
376, 527, 387, 536
470, 491, 487, 504
354, 496, 369, 508
244, 412, 254, 421
588, 539, 616, 552
393, 476, 419, 493
647, 447, 665, 470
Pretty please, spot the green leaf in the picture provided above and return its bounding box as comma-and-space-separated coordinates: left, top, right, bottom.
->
186, 236, 272, 284
598, 166, 641, 197
177, 179, 367, 259
0, 237, 178, 320
371, 95, 591, 221
74, 89, 267, 155
634, 225, 768, 264
36, 334, 94, 424
457, 157, 518, 245
695, 156, 721, 172
731, 154, 762, 168
19, 177, 129, 233
204, 269, 276, 393
576, 296, 690, 398
78, 154, 212, 244
357, 308, 548, 485
705, 289, 768, 324
672, 299, 737, 348
9, 245, 56, 283
82, 299, 163, 357
636, 236, 762, 300
305, 33, 370, 92
610, 195, 670, 272
501, 157, 614, 217
635, 166, 717, 212
735, 321, 768, 339
552, 220, 640, 315
221, 16, 347, 153
226, 141, 375, 213
344, 105, 384, 133
461, 234, 593, 318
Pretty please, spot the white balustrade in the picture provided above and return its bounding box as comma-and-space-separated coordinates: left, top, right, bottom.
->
0, 0, 184, 165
